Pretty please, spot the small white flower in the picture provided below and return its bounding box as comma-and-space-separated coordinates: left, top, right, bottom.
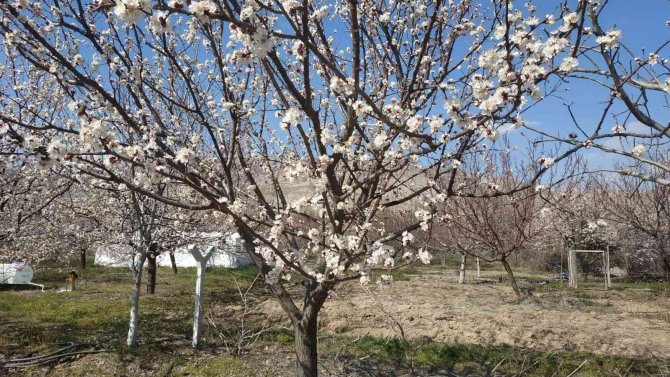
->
402, 231, 414, 246
114, 0, 151, 25
631, 144, 646, 157
379, 12, 391, 24
174, 148, 196, 165
563, 12, 579, 25
611, 124, 625, 134
280, 107, 303, 130
148, 11, 171, 33
595, 29, 621, 48
417, 248, 432, 264
559, 56, 579, 72
482, 128, 499, 141
648, 53, 659, 65
538, 155, 555, 169
190, 0, 217, 23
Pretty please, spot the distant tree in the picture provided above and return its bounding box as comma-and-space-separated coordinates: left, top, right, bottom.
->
597, 161, 670, 293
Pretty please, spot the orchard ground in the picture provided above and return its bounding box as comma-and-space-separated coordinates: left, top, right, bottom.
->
0, 259, 668, 376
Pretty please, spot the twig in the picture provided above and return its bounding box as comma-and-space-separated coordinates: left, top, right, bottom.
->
491, 356, 508, 373
7, 343, 80, 362
566, 359, 588, 377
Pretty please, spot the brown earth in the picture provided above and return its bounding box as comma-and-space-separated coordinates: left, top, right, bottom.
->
260, 271, 670, 359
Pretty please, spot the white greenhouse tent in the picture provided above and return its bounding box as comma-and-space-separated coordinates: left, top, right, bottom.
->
94, 232, 251, 268
0, 261, 34, 285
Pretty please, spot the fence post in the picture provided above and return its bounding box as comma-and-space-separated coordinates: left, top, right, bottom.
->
605, 246, 611, 289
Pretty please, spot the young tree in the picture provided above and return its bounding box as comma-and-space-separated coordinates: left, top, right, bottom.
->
0, 1, 594, 374
439, 183, 547, 298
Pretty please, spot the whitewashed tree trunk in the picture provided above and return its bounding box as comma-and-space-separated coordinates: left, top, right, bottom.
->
188, 245, 215, 348
127, 253, 147, 347
458, 254, 467, 284
476, 257, 481, 278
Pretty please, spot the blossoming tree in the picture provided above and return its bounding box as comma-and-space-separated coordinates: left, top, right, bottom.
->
0, 166, 104, 266
595, 161, 670, 294
1, 0, 595, 374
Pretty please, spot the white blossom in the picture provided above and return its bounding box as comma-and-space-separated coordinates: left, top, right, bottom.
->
174, 148, 196, 165
190, 0, 217, 23
631, 144, 646, 157
281, 107, 303, 130
559, 56, 579, 72
611, 125, 624, 134
538, 155, 555, 169
417, 248, 432, 264
596, 29, 622, 48
113, 0, 151, 25
148, 11, 171, 34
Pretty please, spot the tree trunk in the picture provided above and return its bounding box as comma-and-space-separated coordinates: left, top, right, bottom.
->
458, 254, 467, 284
80, 249, 87, 269
192, 259, 207, 348
127, 254, 146, 347
663, 256, 670, 297
147, 253, 157, 294
294, 318, 318, 377
501, 257, 522, 299
169, 252, 178, 274
476, 257, 481, 278
188, 246, 215, 348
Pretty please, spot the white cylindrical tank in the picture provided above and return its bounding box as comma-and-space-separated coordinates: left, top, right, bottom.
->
0, 262, 34, 285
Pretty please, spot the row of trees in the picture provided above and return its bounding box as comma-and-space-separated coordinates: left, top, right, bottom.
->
1, 0, 668, 375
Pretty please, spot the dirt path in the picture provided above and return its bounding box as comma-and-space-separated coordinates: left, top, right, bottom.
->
262, 273, 670, 359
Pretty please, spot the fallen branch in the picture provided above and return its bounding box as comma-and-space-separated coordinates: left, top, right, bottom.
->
4, 344, 109, 369
7, 343, 80, 363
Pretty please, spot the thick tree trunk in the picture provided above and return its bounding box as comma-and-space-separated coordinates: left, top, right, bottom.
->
127, 254, 146, 347
501, 257, 522, 299
169, 252, 178, 274
189, 246, 215, 348
237, 226, 323, 376
80, 249, 87, 269
147, 253, 157, 294
458, 254, 467, 284
294, 318, 319, 377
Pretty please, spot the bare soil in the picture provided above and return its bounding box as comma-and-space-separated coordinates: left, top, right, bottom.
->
261, 271, 670, 359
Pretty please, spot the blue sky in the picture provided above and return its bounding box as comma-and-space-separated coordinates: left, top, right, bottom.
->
518, 1, 670, 170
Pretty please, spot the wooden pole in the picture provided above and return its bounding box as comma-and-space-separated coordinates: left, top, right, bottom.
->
568, 249, 577, 288
560, 246, 564, 286
605, 246, 611, 289
602, 251, 607, 290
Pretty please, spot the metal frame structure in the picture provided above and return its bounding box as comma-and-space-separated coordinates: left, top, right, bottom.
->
567, 246, 611, 289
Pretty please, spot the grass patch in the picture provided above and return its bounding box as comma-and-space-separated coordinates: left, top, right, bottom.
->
0, 265, 264, 355
325, 336, 665, 376
176, 356, 258, 377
